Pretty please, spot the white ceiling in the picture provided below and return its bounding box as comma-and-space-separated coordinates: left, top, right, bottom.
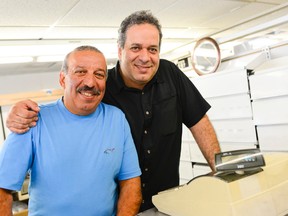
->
0, 0, 288, 75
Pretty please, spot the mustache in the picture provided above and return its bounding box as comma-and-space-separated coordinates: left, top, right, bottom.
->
77, 86, 101, 96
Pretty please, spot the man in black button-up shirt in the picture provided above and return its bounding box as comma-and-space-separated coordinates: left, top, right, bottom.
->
6, 10, 220, 213
104, 11, 220, 211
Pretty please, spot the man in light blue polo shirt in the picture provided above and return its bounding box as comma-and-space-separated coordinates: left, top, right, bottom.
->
0, 46, 142, 216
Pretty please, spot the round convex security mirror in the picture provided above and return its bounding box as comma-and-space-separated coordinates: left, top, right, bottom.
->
191, 37, 221, 75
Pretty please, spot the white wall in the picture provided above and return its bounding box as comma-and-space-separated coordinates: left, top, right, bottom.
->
0, 71, 60, 95
179, 43, 288, 183
0, 69, 60, 148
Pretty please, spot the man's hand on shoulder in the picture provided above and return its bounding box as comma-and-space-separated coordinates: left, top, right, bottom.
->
6, 99, 40, 134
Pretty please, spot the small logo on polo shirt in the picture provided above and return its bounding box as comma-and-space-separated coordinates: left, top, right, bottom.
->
104, 148, 115, 154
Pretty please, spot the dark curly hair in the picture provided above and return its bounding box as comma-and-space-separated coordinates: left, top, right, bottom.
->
117, 10, 163, 49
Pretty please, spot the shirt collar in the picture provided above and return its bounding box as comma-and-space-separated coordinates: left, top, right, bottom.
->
113, 61, 126, 90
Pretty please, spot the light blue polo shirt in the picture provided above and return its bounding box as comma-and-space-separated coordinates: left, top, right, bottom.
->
0, 99, 141, 216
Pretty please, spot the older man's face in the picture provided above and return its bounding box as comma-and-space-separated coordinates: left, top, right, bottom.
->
59, 50, 107, 115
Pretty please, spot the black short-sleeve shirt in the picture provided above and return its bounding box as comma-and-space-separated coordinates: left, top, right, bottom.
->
103, 59, 210, 211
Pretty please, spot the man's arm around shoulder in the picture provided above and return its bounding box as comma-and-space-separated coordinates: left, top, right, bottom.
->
6, 99, 39, 134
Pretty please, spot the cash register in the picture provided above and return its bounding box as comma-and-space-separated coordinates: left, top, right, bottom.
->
152, 149, 288, 216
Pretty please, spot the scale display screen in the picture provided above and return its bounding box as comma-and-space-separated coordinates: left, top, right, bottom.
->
215, 149, 265, 172
221, 154, 257, 163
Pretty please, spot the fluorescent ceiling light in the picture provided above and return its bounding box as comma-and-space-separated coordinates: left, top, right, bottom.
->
0, 41, 185, 64
0, 56, 33, 64
0, 43, 118, 60
37, 55, 64, 62
0, 45, 76, 57
248, 37, 278, 50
